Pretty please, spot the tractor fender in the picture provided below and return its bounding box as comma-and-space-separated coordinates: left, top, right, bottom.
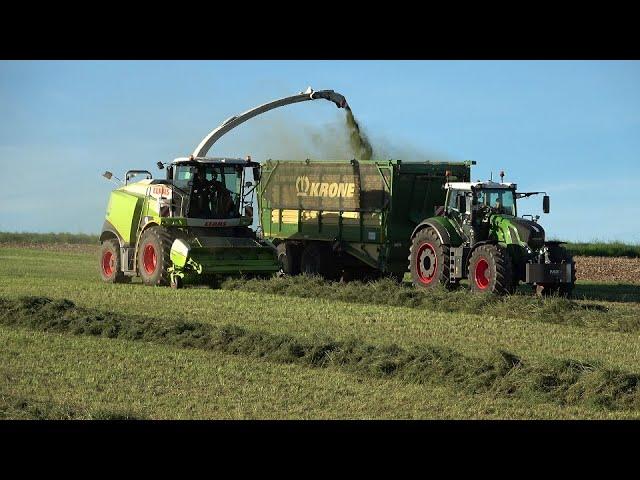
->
411, 219, 455, 245
100, 221, 125, 247
468, 239, 499, 258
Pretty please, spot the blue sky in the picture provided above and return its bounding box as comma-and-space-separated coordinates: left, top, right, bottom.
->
0, 60, 638, 242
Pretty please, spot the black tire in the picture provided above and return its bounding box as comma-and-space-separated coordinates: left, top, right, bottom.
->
99, 239, 130, 283
276, 242, 302, 276
300, 242, 340, 280
137, 226, 173, 286
409, 227, 457, 290
536, 245, 576, 298
468, 244, 515, 295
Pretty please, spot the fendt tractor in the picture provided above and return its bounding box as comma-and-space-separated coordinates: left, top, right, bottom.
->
408, 172, 576, 296
99, 87, 348, 288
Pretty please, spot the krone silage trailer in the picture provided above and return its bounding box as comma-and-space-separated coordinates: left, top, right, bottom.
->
257, 159, 473, 281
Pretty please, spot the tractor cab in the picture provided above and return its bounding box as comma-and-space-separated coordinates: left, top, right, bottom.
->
444, 180, 519, 246
159, 156, 260, 221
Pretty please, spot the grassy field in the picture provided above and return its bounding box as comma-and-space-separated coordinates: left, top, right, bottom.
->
1, 244, 639, 419
2, 232, 639, 257
564, 241, 640, 258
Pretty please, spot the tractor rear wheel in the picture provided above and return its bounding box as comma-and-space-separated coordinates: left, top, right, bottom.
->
137, 226, 173, 286
468, 244, 515, 295
277, 242, 302, 276
99, 239, 130, 283
409, 227, 457, 290
300, 242, 340, 280
536, 245, 576, 297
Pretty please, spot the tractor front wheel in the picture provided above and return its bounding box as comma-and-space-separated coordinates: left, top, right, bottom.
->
99, 239, 130, 283
468, 244, 515, 295
137, 227, 173, 286
409, 227, 457, 290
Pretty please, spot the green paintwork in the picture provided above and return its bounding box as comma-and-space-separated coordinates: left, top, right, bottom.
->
102, 178, 279, 282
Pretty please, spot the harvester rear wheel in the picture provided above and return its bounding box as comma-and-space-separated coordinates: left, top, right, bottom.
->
137, 226, 173, 286
468, 244, 515, 295
99, 239, 130, 283
277, 242, 302, 276
409, 227, 457, 290
536, 245, 576, 298
300, 242, 340, 280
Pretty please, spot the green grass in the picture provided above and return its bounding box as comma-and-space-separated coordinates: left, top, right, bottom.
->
1, 245, 639, 419
0, 231, 99, 245
564, 241, 640, 258
1, 232, 639, 257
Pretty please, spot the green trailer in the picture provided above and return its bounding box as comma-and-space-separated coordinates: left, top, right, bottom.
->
257, 159, 473, 280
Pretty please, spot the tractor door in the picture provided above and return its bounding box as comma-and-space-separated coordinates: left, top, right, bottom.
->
446, 189, 473, 244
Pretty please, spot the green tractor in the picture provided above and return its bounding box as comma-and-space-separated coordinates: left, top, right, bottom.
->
99, 87, 348, 288
409, 172, 576, 296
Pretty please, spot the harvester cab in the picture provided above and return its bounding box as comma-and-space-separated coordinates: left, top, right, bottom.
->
99, 87, 348, 288
409, 171, 576, 296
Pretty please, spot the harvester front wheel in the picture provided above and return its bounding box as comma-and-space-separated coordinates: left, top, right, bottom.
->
468, 244, 515, 295
409, 227, 456, 290
137, 226, 173, 286
99, 239, 130, 283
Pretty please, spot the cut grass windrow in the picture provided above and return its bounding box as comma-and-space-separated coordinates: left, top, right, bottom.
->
0, 391, 144, 420
2, 295, 639, 411
220, 276, 640, 333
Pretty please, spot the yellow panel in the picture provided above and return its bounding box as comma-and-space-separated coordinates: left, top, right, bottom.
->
322, 211, 341, 225
281, 209, 299, 224
301, 210, 319, 221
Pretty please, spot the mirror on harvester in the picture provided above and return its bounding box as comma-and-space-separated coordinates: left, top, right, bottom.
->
102, 171, 113, 180
156, 161, 164, 170
543, 195, 550, 214
253, 166, 261, 182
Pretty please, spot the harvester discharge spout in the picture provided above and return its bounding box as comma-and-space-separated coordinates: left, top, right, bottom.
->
192, 87, 348, 158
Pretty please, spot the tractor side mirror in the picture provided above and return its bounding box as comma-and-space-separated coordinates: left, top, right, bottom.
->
543, 195, 550, 214
156, 161, 164, 170
252, 166, 261, 182
102, 171, 113, 180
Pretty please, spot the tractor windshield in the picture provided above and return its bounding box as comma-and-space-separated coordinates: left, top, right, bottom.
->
476, 188, 516, 216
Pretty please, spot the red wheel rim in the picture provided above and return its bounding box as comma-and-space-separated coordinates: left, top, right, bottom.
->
102, 251, 114, 276
416, 242, 437, 284
143, 244, 157, 274
474, 258, 490, 289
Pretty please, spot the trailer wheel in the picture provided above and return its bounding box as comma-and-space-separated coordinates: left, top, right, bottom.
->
300, 242, 340, 280
468, 244, 515, 295
277, 242, 302, 276
409, 227, 457, 289
137, 226, 173, 286
99, 239, 130, 283
536, 245, 576, 297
